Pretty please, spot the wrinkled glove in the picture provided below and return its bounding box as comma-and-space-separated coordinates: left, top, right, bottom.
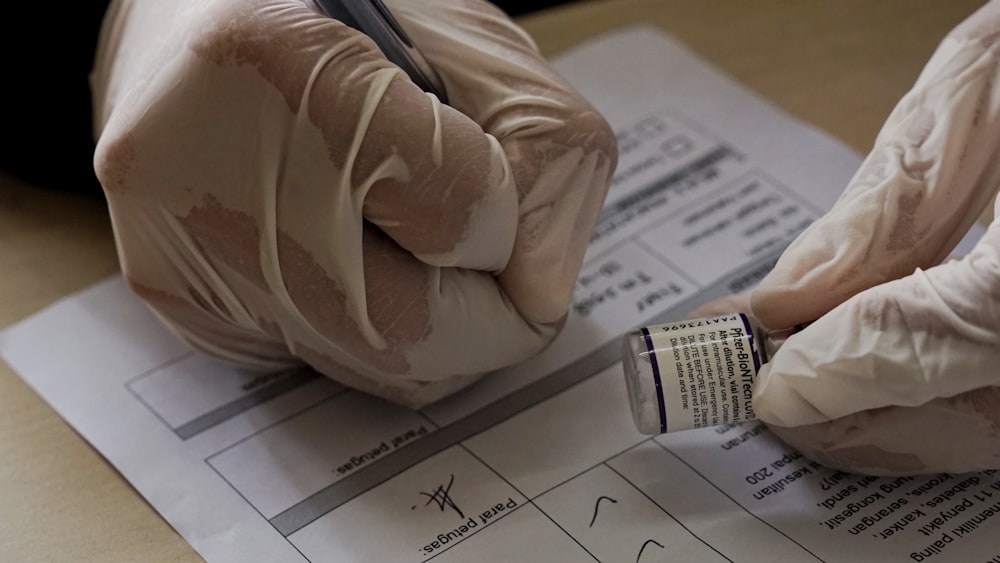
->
91, 0, 616, 407
750, 1, 1000, 475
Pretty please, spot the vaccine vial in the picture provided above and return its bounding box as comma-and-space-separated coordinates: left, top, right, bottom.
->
621, 313, 775, 435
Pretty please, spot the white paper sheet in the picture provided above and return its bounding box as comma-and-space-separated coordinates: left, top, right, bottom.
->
2, 26, 996, 562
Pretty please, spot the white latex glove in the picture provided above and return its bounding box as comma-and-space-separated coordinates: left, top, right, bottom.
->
91, 0, 616, 407
750, 1, 1000, 475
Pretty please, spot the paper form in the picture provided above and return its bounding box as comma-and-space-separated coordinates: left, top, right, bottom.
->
2, 25, 996, 562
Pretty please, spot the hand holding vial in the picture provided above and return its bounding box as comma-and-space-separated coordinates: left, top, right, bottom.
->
629, 2, 1000, 476
750, 1, 1000, 475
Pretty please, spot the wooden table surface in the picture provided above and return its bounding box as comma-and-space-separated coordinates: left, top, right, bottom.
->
0, 0, 987, 560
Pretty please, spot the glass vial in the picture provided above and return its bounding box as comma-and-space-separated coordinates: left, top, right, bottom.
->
621, 312, 773, 435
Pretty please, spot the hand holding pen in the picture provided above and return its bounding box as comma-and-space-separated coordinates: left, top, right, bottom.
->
90, 0, 617, 407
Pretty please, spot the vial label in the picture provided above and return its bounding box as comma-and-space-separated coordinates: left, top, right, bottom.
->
630, 313, 762, 433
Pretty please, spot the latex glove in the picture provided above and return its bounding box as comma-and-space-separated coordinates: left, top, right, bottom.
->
749, 1, 1000, 475
91, 0, 616, 407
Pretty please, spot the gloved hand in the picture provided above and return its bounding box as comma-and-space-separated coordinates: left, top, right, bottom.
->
749, 1, 1000, 475
91, 0, 616, 407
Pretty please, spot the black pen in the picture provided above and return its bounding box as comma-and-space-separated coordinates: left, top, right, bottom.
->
315, 0, 447, 101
